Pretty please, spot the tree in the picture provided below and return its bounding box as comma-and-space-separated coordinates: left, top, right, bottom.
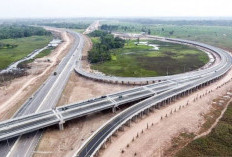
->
0, 25, 51, 40
88, 30, 125, 63
137, 37, 140, 44
169, 30, 174, 36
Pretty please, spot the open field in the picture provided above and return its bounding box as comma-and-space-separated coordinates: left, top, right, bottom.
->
92, 39, 208, 77
101, 21, 232, 51
176, 102, 232, 157
72, 29, 86, 33
35, 47, 54, 59
0, 35, 52, 70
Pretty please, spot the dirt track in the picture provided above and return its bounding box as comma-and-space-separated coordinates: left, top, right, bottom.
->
0, 29, 73, 121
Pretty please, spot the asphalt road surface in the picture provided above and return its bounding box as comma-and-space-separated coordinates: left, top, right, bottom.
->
0, 29, 84, 157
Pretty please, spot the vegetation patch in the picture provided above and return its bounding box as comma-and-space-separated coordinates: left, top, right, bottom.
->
35, 47, 54, 59
17, 47, 54, 69
88, 30, 125, 63
42, 22, 89, 29
163, 132, 196, 157
0, 25, 51, 40
176, 103, 232, 157
0, 43, 17, 49
92, 39, 208, 77
0, 35, 52, 70
100, 22, 232, 51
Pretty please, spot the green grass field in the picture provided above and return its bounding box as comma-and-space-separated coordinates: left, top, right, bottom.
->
35, 47, 54, 59
92, 39, 208, 77
0, 35, 52, 70
101, 21, 232, 51
176, 103, 232, 157
72, 29, 86, 33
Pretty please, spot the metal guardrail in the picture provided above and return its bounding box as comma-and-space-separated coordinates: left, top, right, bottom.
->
75, 38, 232, 157
76, 58, 231, 157
74, 36, 224, 85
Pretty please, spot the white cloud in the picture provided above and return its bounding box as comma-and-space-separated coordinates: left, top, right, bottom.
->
0, 0, 232, 18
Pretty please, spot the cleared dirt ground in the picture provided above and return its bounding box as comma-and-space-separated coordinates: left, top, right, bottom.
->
0, 29, 73, 121
100, 64, 232, 157
34, 35, 133, 157
34, 34, 232, 157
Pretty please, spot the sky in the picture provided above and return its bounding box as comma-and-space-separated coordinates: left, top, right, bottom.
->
0, 0, 232, 18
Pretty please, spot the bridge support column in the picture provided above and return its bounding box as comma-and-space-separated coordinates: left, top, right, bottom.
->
102, 142, 106, 149
112, 107, 116, 113
140, 112, 143, 118
108, 136, 112, 143
119, 126, 125, 132
126, 120, 131, 127
133, 116, 138, 123
59, 121, 65, 131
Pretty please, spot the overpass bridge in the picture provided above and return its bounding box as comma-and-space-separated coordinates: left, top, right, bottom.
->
0, 32, 231, 157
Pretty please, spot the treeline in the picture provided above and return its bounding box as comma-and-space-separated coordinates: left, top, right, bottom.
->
101, 24, 151, 34
101, 24, 131, 32
0, 25, 51, 40
88, 30, 125, 63
43, 22, 89, 29
0, 43, 17, 49
117, 18, 232, 26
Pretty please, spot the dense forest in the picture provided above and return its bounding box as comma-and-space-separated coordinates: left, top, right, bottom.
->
88, 30, 125, 63
0, 25, 51, 40
42, 22, 89, 29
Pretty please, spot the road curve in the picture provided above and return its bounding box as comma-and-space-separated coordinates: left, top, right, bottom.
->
75, 38, 232, 157
75, 36, 219, 85
0, 29, 84, 157
0, 28, 231, 157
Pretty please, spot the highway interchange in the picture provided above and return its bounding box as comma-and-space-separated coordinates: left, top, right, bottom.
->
0, 24, 231, 157
75, 36, 232, 157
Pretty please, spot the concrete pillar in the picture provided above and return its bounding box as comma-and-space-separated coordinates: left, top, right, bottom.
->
108, 136, 112, 143
112, 107, 116, 113
102, 142, 106, 149
120, 126, 125, 131
59, 122, 64, 130
132, 115, 137, 123
127, 120, 131, 127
